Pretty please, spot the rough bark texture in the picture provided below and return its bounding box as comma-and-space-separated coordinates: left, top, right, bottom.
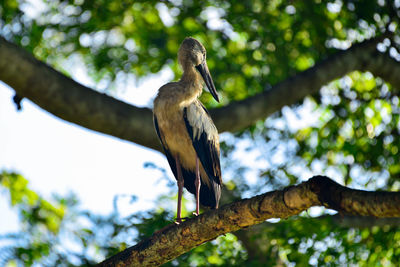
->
96, 176, 400, 267
1, 34, 398, 150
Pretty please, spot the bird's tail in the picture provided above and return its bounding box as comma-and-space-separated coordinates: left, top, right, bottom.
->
181, 168, 221, 209
199, 178, 221, 209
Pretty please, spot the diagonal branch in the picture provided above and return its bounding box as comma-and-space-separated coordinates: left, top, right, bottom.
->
0, 36, 159, 151
0, 34, 398, 151
213, 33, 398, 132
96, 176, 400, 267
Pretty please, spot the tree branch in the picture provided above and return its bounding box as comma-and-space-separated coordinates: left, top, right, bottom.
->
0, 34, 398, 150
0, 37, 160, 151
214, 33, 397, 132
96, 176, 400, 266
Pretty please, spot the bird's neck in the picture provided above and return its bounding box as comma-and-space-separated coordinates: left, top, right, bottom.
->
178, 66, 203, 104
181, 66, 202, 87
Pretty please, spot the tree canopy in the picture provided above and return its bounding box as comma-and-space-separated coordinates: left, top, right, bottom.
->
1, 0, 400, 266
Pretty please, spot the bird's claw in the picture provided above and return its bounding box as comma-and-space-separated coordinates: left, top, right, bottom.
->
175, 216, 189, 224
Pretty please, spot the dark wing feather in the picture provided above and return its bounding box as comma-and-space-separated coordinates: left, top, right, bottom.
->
183, 102, 222, 208
155, 114, 201, 200
153, 114, 177, 179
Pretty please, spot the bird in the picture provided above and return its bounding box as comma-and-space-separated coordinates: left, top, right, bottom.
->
153, 37, 222, 223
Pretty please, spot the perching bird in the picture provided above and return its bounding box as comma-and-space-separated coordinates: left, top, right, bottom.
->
153, 37, 222, 223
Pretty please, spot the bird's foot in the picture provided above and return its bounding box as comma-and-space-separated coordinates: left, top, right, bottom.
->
174, 216, 189, 224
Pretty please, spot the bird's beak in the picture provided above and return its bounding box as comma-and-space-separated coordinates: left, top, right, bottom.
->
196, 62, 219, 102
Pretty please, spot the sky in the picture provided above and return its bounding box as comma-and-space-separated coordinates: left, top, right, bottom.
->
0, 64, 176, 234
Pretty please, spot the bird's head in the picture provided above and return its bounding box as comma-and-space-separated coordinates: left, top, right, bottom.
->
178, 37, 219, 102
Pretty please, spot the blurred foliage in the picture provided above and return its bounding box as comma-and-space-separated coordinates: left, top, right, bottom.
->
1, 0, 398, 101
2, 0, 400, 266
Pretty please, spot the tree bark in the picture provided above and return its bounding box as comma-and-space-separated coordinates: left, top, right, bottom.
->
96, 176, 400, 267
0, 34, 398, 151
0, 36, 160, 151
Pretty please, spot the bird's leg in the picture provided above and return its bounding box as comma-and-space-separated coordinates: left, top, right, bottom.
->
194, 157, 201, 216
175, 156, 184, 224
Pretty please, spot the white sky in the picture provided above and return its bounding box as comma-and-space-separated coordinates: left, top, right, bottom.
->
0, 65, 175, 234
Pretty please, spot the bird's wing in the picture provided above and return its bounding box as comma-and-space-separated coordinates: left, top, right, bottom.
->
153, 114, 178, 179
183, 101, 222, 185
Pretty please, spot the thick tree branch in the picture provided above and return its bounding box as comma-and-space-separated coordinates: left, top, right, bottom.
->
97, 176, 400, 266
0, 37, 160, 151
213, 33, 396, 132
0, 34, 398, 150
